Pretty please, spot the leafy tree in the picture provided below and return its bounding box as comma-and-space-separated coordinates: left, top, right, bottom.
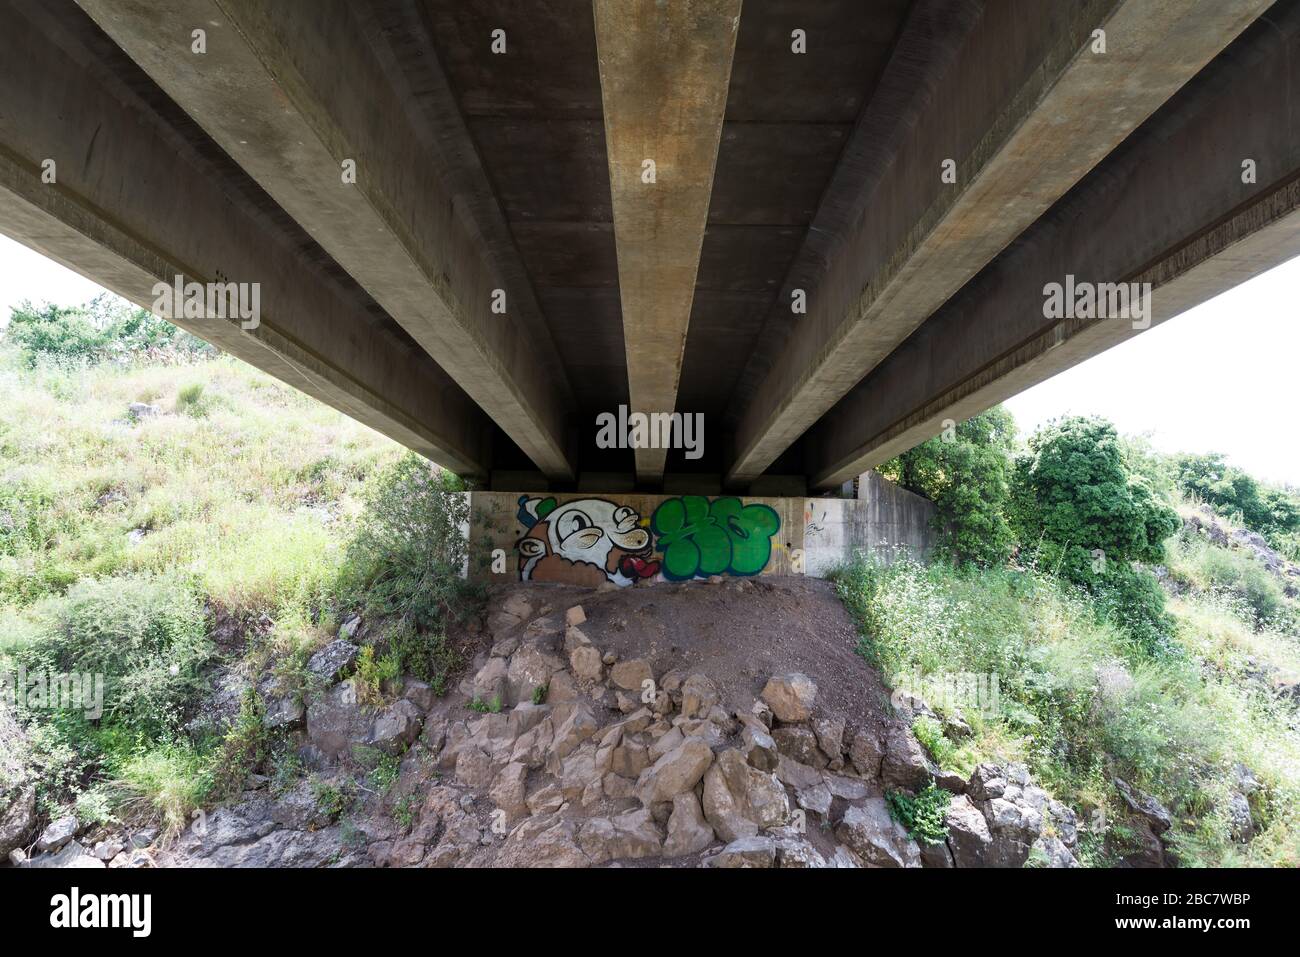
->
1011, 416, 1179, 651
881, 407, 1017, 566
1174, 451, 1300, 540
338, 453, 480, 633
3, 294, 212, 366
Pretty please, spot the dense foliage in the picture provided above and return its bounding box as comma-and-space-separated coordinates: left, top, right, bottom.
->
1010, 417, 1180, 651
3, 295, 212, 367
1174, 452, 1300, 559
881, 407, 1017, 566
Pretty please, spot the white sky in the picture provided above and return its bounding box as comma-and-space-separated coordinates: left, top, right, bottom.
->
2, 231, 1298, 485
1004, 255, 1300, 486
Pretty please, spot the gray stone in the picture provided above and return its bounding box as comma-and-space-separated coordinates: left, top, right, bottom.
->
1114, 777, 1172, 835
772, 726, 828, 768
307, 639, 359, 683
368, 698, 423, 754
880, 724, 933, 792
610, 658, 654, 692
1030, 835, 1079, 868
708, 835, 777, 868
0, 785, 35, 859
835, 799, 921, 868
945, 794, 993, 867
578, 808, 662, 864
35, 815, 78, 853
680, 674, 720, 719
664, 791, 714, 857
702, 749, 790, 841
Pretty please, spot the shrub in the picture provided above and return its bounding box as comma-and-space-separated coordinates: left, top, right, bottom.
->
1011, 417, 1179, 649
339, 452, 479, 630
105, 742, 214, 835
175, 382, 211, 417
886, 784, 952, 846
19, 574, 211, 737
881, 407, 1017, 566
3, 295, 213, 367
206, 689, 268, 801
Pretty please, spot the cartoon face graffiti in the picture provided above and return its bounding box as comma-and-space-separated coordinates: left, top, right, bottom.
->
515, 497, 662, 587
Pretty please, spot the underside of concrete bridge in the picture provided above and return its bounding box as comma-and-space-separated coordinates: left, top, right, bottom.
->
2, 0, 1297, 494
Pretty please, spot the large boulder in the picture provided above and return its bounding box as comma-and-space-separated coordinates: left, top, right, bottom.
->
610, 658, 654, 693
307, 639, 359, 684
1113, 778, 1172, 835
944, 794, 993, 867
1030, 835, 1079, 868
496, 815, 589, 868
578, 808, 663, 864
507, 645, 565, 705
663, 791, 715, 857
0, 786, 35, 860
368, 699, 424, 755
35, 815, 79, 853
772, 726, 828, 768
879, 723, 933, 792
636, 737, 714, 806
680, 674, 720, 719
835, 799, 921, 868
847, 725, 885, 779
701, 749, 790, 842
760, 674, 817, 722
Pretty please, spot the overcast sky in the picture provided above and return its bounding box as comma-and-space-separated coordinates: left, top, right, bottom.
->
3, 232, 1298, 485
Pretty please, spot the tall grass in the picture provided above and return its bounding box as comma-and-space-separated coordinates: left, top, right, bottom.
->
831, 556, 1300, 866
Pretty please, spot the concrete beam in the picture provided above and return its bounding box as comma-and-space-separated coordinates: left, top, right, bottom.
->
76, 0, 577, 481
805, 2, 1300, 488
594, 0, 740, 484
726, 0, 1269, 486
0, 0, 491, 477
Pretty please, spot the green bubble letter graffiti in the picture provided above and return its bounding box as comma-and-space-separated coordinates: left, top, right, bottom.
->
650, 496, 781, 581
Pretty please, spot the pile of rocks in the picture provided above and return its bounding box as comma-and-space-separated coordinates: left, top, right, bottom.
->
12, 591, 1086, 869
270, 595, 1079, 867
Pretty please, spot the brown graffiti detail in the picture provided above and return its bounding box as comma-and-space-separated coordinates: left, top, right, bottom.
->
515, 497, 660, 587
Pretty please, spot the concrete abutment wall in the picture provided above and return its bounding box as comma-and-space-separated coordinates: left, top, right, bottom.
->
464, 471, 935, 586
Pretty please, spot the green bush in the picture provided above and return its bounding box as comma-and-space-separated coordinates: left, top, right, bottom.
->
881, 407, 1017, 566
833, 554, 1300, 866
3, 295, 213, 367
886, 784, 952, 846
1175, 451, 1300, 541
19, 574, 212, 737
338, 453, 481, 679
1011, 417, 1179, 650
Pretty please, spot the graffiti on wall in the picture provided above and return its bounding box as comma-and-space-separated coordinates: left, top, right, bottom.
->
515, 495, 781, 586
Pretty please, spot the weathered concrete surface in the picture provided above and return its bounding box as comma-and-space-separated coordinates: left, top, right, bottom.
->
725, 0, 1270, 486
805, 0, 1300, 488
0, 0, 491, 477
5, 1, 1298, 494
803, 473, 936, 577
595, 0, 741, 483
76, 0, 577, 481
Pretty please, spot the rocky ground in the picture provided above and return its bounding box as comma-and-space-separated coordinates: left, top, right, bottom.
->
9, 577, 1095, 868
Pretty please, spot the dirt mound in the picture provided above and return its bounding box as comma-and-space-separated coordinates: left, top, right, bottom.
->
483, 576, 891, 723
